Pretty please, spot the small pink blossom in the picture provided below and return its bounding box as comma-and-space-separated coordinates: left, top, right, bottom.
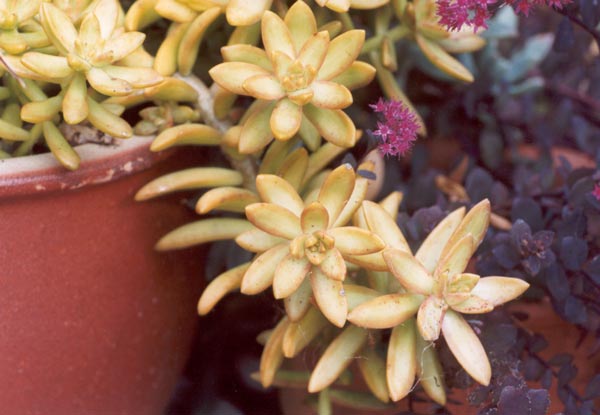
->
436, 0, 572, 32
592, 184, 600, 201
370, 98, 419, 159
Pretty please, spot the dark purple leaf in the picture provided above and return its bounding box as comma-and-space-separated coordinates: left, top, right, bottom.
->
523, 357, 545, 381
527, 389, 550, 415
492, 243, 521, 269
553, 16, 575, 53
548, 353, 573, 366
557, 362, 578, 387
560, 236, 589, 271
542, 263, 570, 301
564, 295, 588, 325
511, 198, 543, 232
497, 386, 529, 415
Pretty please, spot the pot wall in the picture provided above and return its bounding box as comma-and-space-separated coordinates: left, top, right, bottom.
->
0, 140, 206, 415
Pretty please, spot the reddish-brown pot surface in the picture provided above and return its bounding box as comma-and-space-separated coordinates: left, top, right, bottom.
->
0, 137, 205, 415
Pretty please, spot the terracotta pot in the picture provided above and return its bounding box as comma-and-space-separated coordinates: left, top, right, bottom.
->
0, 137, 206, 415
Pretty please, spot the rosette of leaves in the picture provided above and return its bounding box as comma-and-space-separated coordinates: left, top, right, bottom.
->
125, 0, 271, 76
209, 0, 375, 154
348, 199, 530, 387
245, 193, 448, 410
233, 163, 385, 327
17, 0, 162, 139
391, 0, 485, 82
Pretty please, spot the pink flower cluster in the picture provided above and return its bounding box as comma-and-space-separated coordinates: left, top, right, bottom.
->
436, 0, 571, 32
370, 98, 419, 158
592, 184, 600, 201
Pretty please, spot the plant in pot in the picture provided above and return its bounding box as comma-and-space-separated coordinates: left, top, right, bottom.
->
123, 0, 599, 414
0, 1, 219, 414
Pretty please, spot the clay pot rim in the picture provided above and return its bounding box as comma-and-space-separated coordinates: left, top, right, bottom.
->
0, 135, 172, 198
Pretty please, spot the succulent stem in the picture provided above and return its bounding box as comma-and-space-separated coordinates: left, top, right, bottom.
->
177, 73, 259, 192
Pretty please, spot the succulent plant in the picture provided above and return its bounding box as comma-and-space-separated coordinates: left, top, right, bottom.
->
209, 0, 375, 153
349, 200, 529, 386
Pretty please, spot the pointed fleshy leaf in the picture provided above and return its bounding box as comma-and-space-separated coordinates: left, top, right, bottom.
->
443, 199, 491, 258
308, 325, 368, 392
318, 30, 364, 80
197, 262, 250, 315
42, 121, 80, 170
177, 7, 221, 76
284, 277, 312, 321
21, 52, 71, 79
297, 31, 329, 73
434, 234, 474, 281
135, 167, 243, 200
155, 218, 252, 250
442, 310, 491, 385
86, 67, 132, 96
332, 162, 374, 229
310, 81, 352, 109
448, 272, 480, 294
144, 76, 199, 101
415, 34, 474, 83
124, 0, 161, 31
103, 32, 147, 63
318, 163, 355, 226
348, 293, 422, 329
303, 105, 355, 148
221, 44, 272, 70
260, 317, 289, 387
345, 252, 388, 272
241, 243, 290, 295
298, 114, 321, 151
331, 61, 376, 90
438, 34, 486, 54
470, 277, 529, 306
270, 98, 302, 141
416, 295, 448, 341
92, 0, 119, 39
40, 2, 77, 55
282, 307, 328, 358
245, 203, 301, 239
261, 10, 295, 59
236, 227, 285, 253
227, 0, 271, 26
209, 62, 270, 95
86, 97, 132, 138
284, 0, 317, 52
416, 206, 465, 273
301, 201, 329, 233
256, 174, 304, 216
319, 248, 346, 281
416, 335, 447, 406
273, 255, 311, 299
20, 96, 62, 123
63, 73, 88, 124
387, 319, 417, 402
243, 74, 285, 100
383, 249, 435, 295
357, 347, 389, 403
155, 0, 196, 22
150, 123, 221, 151
310, 268, 347, 327
278, 147, 308, 190
450, 295, 494, 314
363, 200, 410, 251
328, 227, 385, 256
102, 65, 162, 88
154, 21, 189, 76
345, 284, 380, 311
239, 101, 276, 154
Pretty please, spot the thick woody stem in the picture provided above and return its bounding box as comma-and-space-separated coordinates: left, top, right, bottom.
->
175, 74, 259, 192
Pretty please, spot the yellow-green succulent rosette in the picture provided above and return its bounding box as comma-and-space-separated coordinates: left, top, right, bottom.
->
235, 163, 385, 327
348, 199, 530, 387
209, 0, 375, 154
